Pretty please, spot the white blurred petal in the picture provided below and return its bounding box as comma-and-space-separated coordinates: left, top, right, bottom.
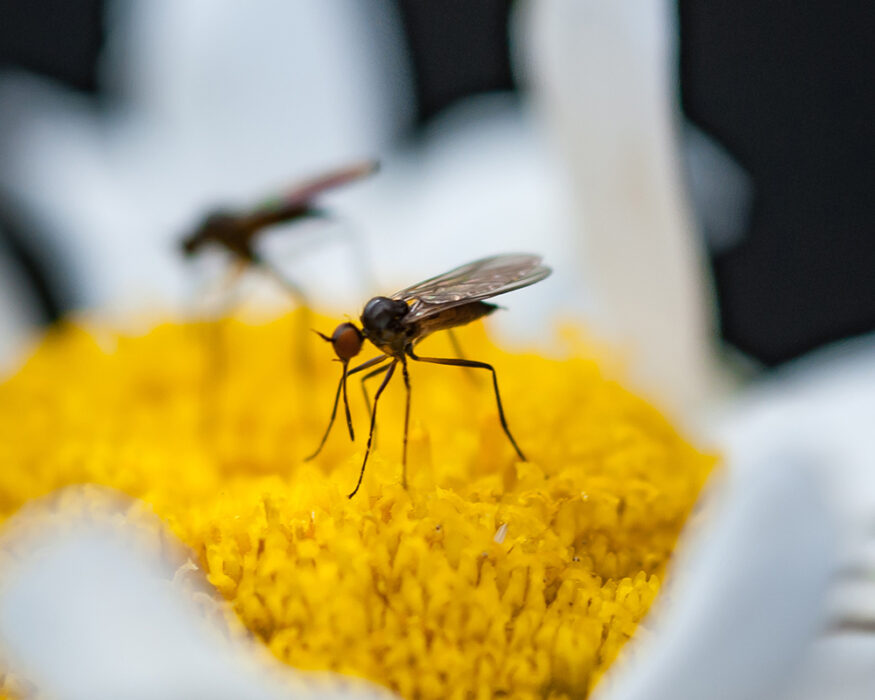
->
521, 0, 726, 414
711, 334, 875, 699
596, 451, 837, 700
0, 498, 394, 700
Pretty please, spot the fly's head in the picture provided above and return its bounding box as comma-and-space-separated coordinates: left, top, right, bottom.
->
315, 322, 364, 364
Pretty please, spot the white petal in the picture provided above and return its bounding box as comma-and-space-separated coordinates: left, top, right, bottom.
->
595, 451, 837, 700
0, 497, 395, 700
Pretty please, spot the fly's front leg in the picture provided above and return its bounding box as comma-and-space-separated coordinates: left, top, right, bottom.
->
360, 363, 392, 420
308, 355, 387, 461
304, 369, 346, 461
360, 362, 392, 450
401, 356, 411, 489
349, 359, 397, 498
348, 355, 392, 420
445, 328, 477, 384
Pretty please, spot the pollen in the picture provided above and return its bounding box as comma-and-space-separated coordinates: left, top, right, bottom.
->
0, 311, 714, 699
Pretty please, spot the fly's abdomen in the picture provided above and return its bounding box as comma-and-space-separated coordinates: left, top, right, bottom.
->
416, 301, 497, 337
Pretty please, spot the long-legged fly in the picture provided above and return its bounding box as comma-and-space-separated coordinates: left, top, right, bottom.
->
307, 253, 552, 498
180, 160, 379, 305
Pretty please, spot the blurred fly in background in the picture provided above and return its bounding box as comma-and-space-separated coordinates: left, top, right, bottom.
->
0, 1, 872, 374
0, 1, 873, 698
180, 159, 378, 371
175, 159, 380, 426
180, 159, 379, 300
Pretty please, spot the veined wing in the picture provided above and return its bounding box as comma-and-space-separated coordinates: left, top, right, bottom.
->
392, 254, 551, 324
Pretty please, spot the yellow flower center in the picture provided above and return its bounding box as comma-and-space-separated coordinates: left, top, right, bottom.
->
0, 312, 714, 699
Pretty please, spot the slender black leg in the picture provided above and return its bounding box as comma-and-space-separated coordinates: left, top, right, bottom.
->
446, 329, 466, 361
340, 361, 353, 439
306, 355, 388, 461
347, 355, 390, 377
304, 367, 346, 461
348, 359, 397, 498
348, 355, 392, 422
406, 347, 526, 461
401, 356, 411, 488
355, 361, 392, 453
360, 362, 392, 420
446, 328, 476, 383
349, 354, 392, 424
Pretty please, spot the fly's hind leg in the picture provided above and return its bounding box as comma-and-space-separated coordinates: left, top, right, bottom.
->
446, 328, 477, 384
406, 346, 526, 461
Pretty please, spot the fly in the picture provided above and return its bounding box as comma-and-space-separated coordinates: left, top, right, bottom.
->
180, 160, 378, 304
307, 253, 552, 498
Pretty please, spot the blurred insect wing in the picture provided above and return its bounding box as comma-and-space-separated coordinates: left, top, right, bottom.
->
251, 160, 379, 220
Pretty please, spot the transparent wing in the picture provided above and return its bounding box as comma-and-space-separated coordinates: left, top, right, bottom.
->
392, 254, 552, 324
248, 160, 379, 225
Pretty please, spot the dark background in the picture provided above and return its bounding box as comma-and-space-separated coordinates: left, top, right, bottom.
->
1, 0, 873, 366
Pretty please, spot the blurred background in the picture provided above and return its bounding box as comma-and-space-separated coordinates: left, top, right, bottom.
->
0, 2, 873, 697
0, 0, 872, 377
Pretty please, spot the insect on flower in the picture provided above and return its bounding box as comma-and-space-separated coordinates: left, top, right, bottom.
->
308, 253, 552, 498
180, 160, 379, 304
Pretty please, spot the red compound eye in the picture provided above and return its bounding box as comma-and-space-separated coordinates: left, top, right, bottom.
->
331, 323, 363, 362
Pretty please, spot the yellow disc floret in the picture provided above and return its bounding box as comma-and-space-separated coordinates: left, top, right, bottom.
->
0, 311, 714, 699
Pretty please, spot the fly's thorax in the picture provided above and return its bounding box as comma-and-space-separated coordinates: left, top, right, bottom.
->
360, 296, 412, 353
182, 210, 241, 257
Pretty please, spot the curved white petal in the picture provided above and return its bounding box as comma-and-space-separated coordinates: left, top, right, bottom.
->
595, 451, 837, 700
0, 497, 395, 700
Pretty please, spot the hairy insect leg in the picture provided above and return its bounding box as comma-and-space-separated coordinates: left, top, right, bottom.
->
348, 359, 397, 499
406, 347, 526, 461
